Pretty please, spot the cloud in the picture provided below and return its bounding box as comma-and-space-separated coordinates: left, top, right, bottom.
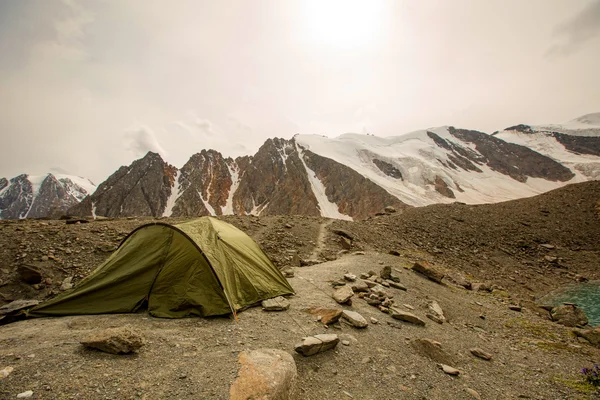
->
50, 166, 70, 175
124, 126, 168, 158
547, 0, 600, 56
193, 117, 216, 137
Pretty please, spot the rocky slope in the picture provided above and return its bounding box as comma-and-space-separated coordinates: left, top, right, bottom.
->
0, 174, 96, 219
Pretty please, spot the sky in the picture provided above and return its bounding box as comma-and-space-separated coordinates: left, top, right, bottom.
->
0, 0, 599, 183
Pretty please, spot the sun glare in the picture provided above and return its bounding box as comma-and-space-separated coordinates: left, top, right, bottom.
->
299, 0, 388, 50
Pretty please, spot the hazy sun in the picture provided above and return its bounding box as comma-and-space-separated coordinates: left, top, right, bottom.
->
299, 0, 388, 49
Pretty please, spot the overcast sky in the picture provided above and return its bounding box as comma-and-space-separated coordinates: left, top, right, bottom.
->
1, 0, 599, 183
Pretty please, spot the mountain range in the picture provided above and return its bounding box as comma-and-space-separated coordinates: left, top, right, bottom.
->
2, 113, 600, 220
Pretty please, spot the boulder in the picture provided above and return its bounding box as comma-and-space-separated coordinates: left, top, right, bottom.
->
80, 326, 145, 354
262, 296, 290, 311
307, 307, 342, 325
550, 304, 589, 327
17, 265, 42, 284
470, 348, 493, 361
332, 285, 354, 304
411, 261, 445, 284
230, 348, 297, 400
341, 310, 368, 328
294, 334, 339, 357
574, 327, 600, 347
390, 308, 426, 326
411, 338, 454, 364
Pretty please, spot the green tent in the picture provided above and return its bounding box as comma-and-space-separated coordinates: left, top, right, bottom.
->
29, 217, 294, 318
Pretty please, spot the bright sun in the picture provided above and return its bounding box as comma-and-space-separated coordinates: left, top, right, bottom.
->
299, 0, 388, 50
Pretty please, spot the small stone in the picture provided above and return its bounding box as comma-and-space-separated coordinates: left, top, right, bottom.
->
350, 280, 369, 292
440, 364, 460, 376
471, 282, 491, 292
388, 281, 407, 291
427, 301, 446, 323
80, 326, 145, 354
390, 308, 426, 326
540, 244, 555, 249
402, 304, 414, 310
370, 317, 378, 324
411, 338, 454, 364
359, 272, 370, 279
262, 296, 290, 311
294, 334, 339, 357
380, 266, 392, 280
341, 310, 368, 328
332, 286, 354, 304
508, 305, 522, 312
17, 391, 33, 398
384, 206, 396, 213
282, 268, 294, 278
412, 261, 445, 283
60, 276, 74, 291
343, 274, 357, 282
341, 340, 350, 346
0, 366, 13, 379
466, 388, 481, 399
470, 348, 493, 361
307, 307, 343, 325
426, 314, 445, 324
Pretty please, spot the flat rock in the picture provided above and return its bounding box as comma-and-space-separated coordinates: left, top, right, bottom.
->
411, 338, 454, 364
341, 310, 368, 328
0, 299, 39, 315
427, 301, 446, 323
390, 308, 426, 326
307, 307, 342, 325
17, 265, 42, 284
387, 281, 407, 291
412, 261, 445, 283
262, 296, 290, 311
17, 391, 33, 398
551, 304, 589, 327
440, 364, 460, 376
574, 327, 600, 347
294, 334, 339, 357
332, 285, 354, 304
508, 304, 522, 312
470, 348, 493, 360
230, 348, 297, 400
343, 273, 357, 282
80, 326, 145, 354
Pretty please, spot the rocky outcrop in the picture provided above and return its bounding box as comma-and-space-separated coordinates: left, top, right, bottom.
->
68, 152, 175, 218
0, 174, 95, 219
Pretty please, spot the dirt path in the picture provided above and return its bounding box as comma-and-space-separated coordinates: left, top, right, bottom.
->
309, 219, 333, 260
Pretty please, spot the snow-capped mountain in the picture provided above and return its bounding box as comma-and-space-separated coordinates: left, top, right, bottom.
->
66, 113, 600, 221
0, 173, 96, 219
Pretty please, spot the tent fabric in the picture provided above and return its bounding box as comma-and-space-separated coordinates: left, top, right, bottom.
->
29, 217, 294, 318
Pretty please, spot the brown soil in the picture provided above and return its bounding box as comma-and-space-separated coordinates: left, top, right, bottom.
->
1, 181, 599, 399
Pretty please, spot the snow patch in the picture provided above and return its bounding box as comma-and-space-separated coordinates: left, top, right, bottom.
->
196, 189, 216, 216
295, 142, 353, 221
91, 202, 97, 219
222, 163, 240, 215
162, 171, 181, 217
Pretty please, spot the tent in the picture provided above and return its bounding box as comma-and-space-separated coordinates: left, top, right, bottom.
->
28, 217, 294, 318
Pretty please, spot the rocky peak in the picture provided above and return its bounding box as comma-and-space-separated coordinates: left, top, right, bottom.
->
0, 174, 34, 219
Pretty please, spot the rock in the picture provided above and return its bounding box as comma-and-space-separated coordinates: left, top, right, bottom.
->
466, 388, 481, 399
343, 273, 357, 282
17, 391, 33, 398
60, 276, 74, 291
370, 317, 378, 324
384, 206, 397, 213
540, 243, 555, 249
359, 272, 370, 279
390, 308, 426, 326
470, 348, 493, 361
331, 229, 354, 240
300, 258, 321, 267
403, 304, 415, 310
440, 364, 460, 376
230, 348, 297, 400
427, 301, 446, 323
544, 255, 558, 263
363, 280, 377, 288
381, 297, 393, 308
371, 284, 389, 298
446, 272, 472, 289
294, 334, 339, 357
350, 280, 369, 292
471, 282, 491, 292
339, 237, 353, 250
17, 265, 42, 284
0, 366, 13, 379
332, 285, 354, 304
341, 310, 368, 328
282, 268, 294, 278
508, 304, 522, 312
341, 340, 350, 346
0, 299, 39, 315
550, 304, 588, 327
411, 261, 445, 283
411, 338, 454, 364
307, 307, 342, 325
262, 296, 290, 311
387, 281, 407, 291
573, 327, 600, 346
80, 326, 145, 354
388, 250, 401, 256
380, 266, 392, 280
